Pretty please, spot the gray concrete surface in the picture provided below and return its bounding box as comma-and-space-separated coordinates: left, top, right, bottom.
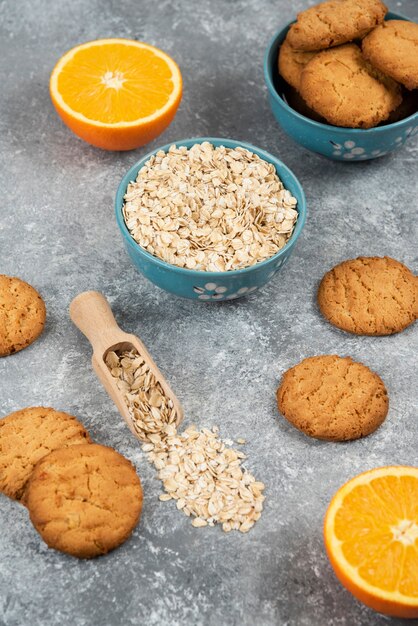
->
1, 0, 417, 625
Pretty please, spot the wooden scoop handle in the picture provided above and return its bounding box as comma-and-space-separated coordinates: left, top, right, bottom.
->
70, 291, 126, 355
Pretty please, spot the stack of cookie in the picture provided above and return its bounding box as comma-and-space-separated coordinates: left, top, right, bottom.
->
278, 0, 418, 128
0, 407, 143, 558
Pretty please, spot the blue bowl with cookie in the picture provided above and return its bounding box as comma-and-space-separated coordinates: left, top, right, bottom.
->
115, 138, 306, 301
264, 7, 418, 161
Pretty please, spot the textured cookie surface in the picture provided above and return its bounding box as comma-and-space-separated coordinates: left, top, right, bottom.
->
300, 44, 402, 128
363, 20, 418, 90
0, 275, 46, 356
276, 355, 388, 441
278, 38, 316, 91
24, 444, 143, 559
287, 0, 387, 51
318, 256, 418, 335
0, 407, 91, 500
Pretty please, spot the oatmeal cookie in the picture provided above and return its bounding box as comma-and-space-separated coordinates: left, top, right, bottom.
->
299, 44, 402, 128
278, 38, 316, 91
0, 407, 91, 500
318, 256, 418, 335
276, 355, 389, 441
287, 0, 387, 51
0, 275, 46, 356
363, 20, 418, 90
24, 444, 143, 558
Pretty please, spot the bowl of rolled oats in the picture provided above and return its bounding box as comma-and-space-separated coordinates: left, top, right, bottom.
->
115, 138, 306, 300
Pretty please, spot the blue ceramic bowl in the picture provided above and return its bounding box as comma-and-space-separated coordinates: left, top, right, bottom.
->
264, 12, 418, 161
115, 138, 306, 301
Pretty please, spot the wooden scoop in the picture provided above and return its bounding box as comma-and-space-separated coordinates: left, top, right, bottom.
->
69, 291, 183, 440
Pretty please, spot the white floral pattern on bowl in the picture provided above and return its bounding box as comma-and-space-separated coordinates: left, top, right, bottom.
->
331, 140, 370, 159
192, 257, 291, 300
329, 127, 418, 160
193, 282, 258, 301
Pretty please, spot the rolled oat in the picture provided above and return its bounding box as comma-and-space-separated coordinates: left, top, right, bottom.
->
106, 347, 265, 533
123, 142, 298, 272
105, 349, 178, 442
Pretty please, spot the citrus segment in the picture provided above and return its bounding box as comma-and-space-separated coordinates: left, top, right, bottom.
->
50, 39, 182, 150
325, 466, 418, 618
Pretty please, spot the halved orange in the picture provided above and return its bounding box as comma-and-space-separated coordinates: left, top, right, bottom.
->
325, 466, 418, 618
50, 39, 182, 150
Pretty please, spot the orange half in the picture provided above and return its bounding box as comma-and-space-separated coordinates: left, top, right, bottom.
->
324, 466, 418, 618
50, 38, 182, 150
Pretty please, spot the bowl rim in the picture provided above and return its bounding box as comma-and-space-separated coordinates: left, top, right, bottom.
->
115, 137, 307, 279
263, 11, 418, 135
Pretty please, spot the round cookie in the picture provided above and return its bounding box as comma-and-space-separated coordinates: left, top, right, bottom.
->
363, 20, 418, 90
0, 275, 46, 356
276, 355, 389, 441
278, 38, 316, 91
299, 44, 402, 128
23, 444, 143, 559
318, 256, 418, 335
287, 0, 387, 52
0, 407, 91, 500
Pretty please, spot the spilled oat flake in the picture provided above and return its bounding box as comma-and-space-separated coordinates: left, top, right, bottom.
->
105, 348, 265, 533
